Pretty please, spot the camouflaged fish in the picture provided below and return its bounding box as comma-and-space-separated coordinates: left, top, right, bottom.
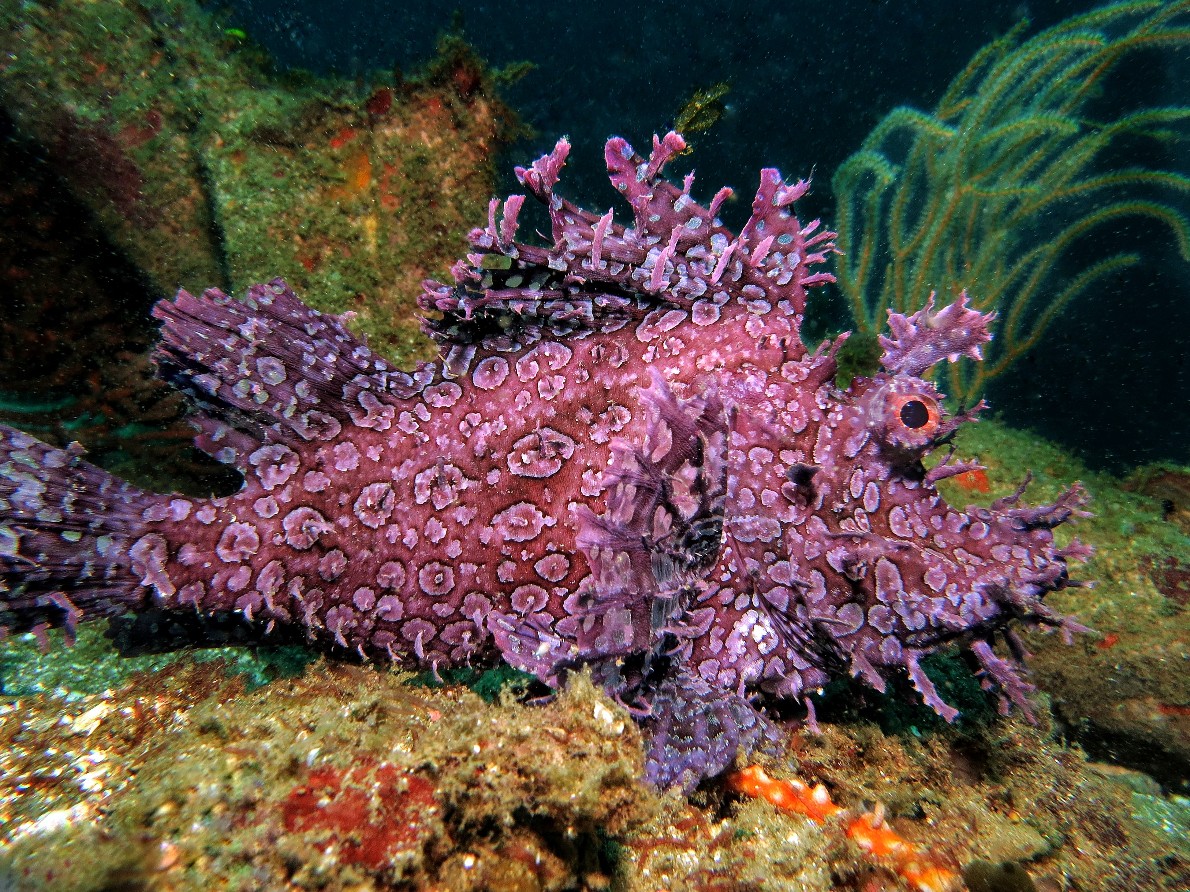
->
0, 132, 1089, 789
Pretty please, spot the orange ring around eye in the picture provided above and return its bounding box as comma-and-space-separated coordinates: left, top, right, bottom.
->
888, 392, 941, 438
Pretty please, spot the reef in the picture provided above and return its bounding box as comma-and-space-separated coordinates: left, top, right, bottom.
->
0, 640, 1187, 891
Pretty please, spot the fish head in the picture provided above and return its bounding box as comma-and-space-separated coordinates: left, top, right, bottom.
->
746, 294, 1089, 717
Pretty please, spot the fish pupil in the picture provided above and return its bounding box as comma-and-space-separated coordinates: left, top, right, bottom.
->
899, 399, 930, 429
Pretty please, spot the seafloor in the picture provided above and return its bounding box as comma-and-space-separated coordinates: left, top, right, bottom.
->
2, 418, 1188, 892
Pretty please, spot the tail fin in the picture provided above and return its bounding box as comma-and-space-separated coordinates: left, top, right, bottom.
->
1, 424, 158, 645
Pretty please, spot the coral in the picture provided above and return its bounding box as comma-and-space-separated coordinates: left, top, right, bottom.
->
728, 764, 959, 892
0, 663, 654, 891
833, 0, 1190, 402
0, 647, 1186, 890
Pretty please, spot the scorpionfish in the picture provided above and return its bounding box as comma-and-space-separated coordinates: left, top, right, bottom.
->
0, 132, 1089, 789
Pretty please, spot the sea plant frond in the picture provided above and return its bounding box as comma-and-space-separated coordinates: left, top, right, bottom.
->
832, 0, 1190, 403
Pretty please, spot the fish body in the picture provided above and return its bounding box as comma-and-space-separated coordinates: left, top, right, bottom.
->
0, 132, 1087, 788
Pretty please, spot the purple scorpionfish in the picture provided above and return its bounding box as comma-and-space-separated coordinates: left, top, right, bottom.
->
0, 132, 1089, 789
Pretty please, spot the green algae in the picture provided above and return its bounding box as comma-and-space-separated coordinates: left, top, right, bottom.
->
0, 616, 318, 698
0, 0, 519, 366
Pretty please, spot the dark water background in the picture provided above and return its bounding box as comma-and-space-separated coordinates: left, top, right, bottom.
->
218, 0, 1189, 473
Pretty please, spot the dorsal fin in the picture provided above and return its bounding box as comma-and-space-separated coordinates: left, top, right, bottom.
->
419, 131, 837, 355
153, 279, 431, 469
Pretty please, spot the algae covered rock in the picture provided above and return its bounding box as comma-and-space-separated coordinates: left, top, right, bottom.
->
0, 661, 655, 892
931, 421, 1190, 794
0, 2, 517, 366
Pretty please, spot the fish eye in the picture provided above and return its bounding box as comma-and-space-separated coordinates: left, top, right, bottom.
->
888, 391, 941, 441
864, 385, 943, 451
899, 399, 930, 429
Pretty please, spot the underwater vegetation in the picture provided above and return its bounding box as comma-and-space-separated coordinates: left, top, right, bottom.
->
833, 0, 1190, 403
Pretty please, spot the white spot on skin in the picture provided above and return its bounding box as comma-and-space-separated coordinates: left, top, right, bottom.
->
178, 582, 204, 607
463, 592, 492, 623
508, 428, 575, 478
254, 496, 279, 518
516, 343, 573, 382
350, 390, 395, 431
413, 463, 466, 510
805, 569, 827, 603
888, 505, 913, 539
491, 502, 555, 542
538, 375, 566, 400
768, 561, 798, 586
534, 553, 570, 582
849, 470, 865, 500
580, 468, 604, 497
863, 482, 880, 514
227, 566, 252, 593
283, 507, 331, 550
333, 442, 360, 472
472, 356, 510, 390
924, 565, 948, 592
376, 595, 403, 622
691, 300, 721, 326
378, 561, 406, 589
249, 444, 300, 491
418, 561, 455, 596
255, 356, 286, 385
256, 560, 285, 599
295, 410, 342, 441
657, 309, 688, 332
353, 587, 377, 610
354, 482, 396, 529
497, 560, 517, 583
869, 604, 896, 634
303, 471, 330, 493
216, 523, 260, 562
875, 558, 904, 603
425, 381, 463, 408
319, 549, 347, 581
129, 533, 175, 596
424, 516, 447, 543
511, 584, 549, 614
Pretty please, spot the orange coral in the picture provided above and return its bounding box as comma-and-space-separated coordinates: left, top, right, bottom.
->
728, 765, 960, 892
727, 762, 841, 822
952, 468, 990, 493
